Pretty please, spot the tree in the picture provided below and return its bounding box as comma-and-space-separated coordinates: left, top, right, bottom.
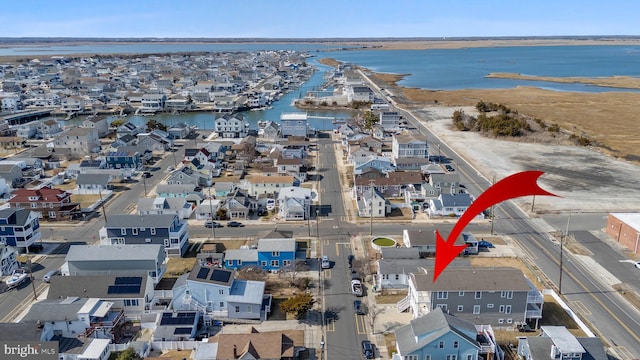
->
368, 306, 383, 334
146, 119, 167, 132
216, 208, 228, 220
281, 261, 310, 289
363, 111, 379, 130
110, 118, 126, 128
116, 348, 141, 360
280, 292, 315, 319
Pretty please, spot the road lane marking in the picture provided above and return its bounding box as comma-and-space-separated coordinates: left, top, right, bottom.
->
569, 300, 592, 316
355, 314, 367, 335
323, 270, 331, 279
611, 346, 634, 360
326, 317, 335, 332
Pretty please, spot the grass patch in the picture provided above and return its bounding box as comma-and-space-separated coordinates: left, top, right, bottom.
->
165, 257, 197, 278
375, 293, 407, 304
384, 333, 397, 358
372, 237, 396, 247
70, 194, 101, 208
539, 296, 583, 333
613, 283, 640, 312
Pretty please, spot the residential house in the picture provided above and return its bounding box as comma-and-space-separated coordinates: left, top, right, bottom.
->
62, 244, 167, 284
0, 164, 24, 187
249, 175, 295, 197
140, 93, 166, 113
214, 113, 248, 138
23, 297, 126, 342
402, 229, 477, 256
517, 326, 607, 360
82, 116, 110, 137
337, 123, 356, 138
117, 145, 153, 165
137, 196, 193, 219
105, 150, 141, 170
425, 173, 465, 197
116, 122, 144, 139
110, 133, 137, 149
274, 157, 306, 182
46, 275, 154, 317
152, 311, 200, 341
1, 94, 22, 111
393, 307, 500, 360
357, 188, 390, 218
195, 199, 221, 220
171, 264, 271, 321
165, 94, 190, 111
224, 249, 259, 270
168, 122, 193, 139
0, 136, 26, 150
184, 147, 214, 164
75, 173, 112, 195
353, 155, 395, 176
347, 136, 383, 159
98, 214, 189, 257
61, 96, 85, 113
167, 167, 211, 187
15, 122, 39, 139
221, 189, 257, 219
392, 131, 429, 159
215, 181, 238, 197
429, 193, 476, 218
277, 186, 312, 221
353, 171, 423, 199
280, 113, 308, 138
0, 243, 19, 275
211, 329, 305, 359
257, 234, 296, 272
156, 184, 203, 203
262, 121, 281, 140
393, 157, 432, 171
53, 127, 101, 155
405, 267, 544, 327
8, 188, 80, 221
36, 119, 63, 139
348, 85, 374, 103
380, 111, 402, 131
137, 129, 174, 153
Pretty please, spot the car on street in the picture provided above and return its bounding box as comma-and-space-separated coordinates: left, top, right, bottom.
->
351, 279, 363, 297
27, 243, 44, 253
205, 221, 223, 228
43, 269, 60, 283
362, 340, 374, 359
5, 268, 28, 289
353, 300, 366, 315
227, 221, 244, 227
142, 171, 152, 178
321, 256, 331, 269
445, 164, 455, 172
635, 261, 640, 269
347, 254, 354, 268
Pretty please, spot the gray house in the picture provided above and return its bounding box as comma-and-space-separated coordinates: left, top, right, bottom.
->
405, 267, 544, 328
137, 196, 193, 219
75, 173, 112, 194
0, 164, 23, 187
98, 214, 189, 257
62, 244, 167, 284
166, 167, 211, 187
517, 326, 607, 360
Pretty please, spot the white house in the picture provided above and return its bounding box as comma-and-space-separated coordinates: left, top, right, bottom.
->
280, 112, 308, 137
214, 113, 248, 138
380, 111, 402, 131
277, 186, 313, 221
54, 127, 101, 155
61, 96, 85, 113
428, 193, 477, 218
357, 188, 390, 218
392, 131, 429, 159
137, 197, 193, 219
248, 175, 295, 197
140, 93, 166, 113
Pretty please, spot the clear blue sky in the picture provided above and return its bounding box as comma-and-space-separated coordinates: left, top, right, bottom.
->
1, 0, 638, 38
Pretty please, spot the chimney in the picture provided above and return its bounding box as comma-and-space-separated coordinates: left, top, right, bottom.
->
233, 345, 237, 359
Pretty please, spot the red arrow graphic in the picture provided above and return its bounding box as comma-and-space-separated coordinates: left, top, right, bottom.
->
433, 170, 558, 282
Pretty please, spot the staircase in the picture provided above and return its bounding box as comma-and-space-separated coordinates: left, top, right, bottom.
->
397, 295, 411, 313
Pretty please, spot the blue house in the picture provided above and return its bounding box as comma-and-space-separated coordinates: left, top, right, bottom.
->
105, 150, 141, 170
257, 232, 296, 272
98, 214, 189, 257
0, 208, 41, 250
393, 307, 501, 360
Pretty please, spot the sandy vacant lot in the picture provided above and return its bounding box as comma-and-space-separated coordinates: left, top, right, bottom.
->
414, 106, 640, 213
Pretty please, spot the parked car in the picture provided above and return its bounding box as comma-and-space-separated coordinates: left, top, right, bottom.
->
43, 269, 60, 283
205, 221, 223, 228
227, 221, 244, 227
445, 164, 455, 172
353, 300, 366, 315
351, 279, 363, 297
362, 340, 374, 359
27, 244, 44, 253
635, 261, 640, 269
347, 255, 355, 268
321, 256, 331, 269
142, 171, 152, 178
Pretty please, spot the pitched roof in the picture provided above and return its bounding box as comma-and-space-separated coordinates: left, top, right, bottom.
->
66, 244, 163, 262
105, 214, 178, 228
411, 267, 531, 292
355, 171, 423, 186
249, 175, 295, 184
47, 275, 148, 299
212, 330, 303, 359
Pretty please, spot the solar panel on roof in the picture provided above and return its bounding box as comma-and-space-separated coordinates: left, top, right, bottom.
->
210, 269, 231, 283
114, 276, 143, 285
174, 327, 193, 335
107, 285, 141, 294
196, 267, 209, 279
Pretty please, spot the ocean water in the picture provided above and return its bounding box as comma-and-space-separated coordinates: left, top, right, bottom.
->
328, 45, 640, 92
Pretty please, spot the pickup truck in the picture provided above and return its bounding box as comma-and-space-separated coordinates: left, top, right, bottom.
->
351, 279, 363, 297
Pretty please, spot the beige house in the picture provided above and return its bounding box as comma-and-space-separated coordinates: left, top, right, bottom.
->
54, 127, 101, 155
248, 175, 295, 197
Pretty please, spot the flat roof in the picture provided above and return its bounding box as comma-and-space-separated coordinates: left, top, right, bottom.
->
611, 213, 640, 232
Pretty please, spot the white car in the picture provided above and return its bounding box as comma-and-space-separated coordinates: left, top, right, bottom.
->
635, 261, 640, 269
6, 268, 28, 289
321, 256, 330, 269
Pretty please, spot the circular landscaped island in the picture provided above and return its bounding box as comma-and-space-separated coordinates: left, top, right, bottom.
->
371, 237, 397, 251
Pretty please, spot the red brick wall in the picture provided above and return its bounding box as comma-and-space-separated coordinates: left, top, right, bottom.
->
607, 214, 640, 255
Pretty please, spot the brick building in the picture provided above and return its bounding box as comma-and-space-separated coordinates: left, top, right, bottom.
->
606, 213, 640, 254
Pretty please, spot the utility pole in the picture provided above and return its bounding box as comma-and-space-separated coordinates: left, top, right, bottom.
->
559, 213, 571, 295
490, 174, 496, 235
307, 206, 311, 237
25, 247, 37, 301
531, 195, 536, 212
316, 208, 320, 238
208, 188, 216, 238
98, 188, 108, 223
142, 174, 148, 197
369, 180, 375, 236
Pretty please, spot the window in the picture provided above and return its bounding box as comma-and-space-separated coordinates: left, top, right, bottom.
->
124, 299, 139, 307
438, 341, 444, 349
270, 260, 279, 267
453, 341, 459, 349
121, 228, 127, 235
272, 251, 280, 257
457, 305, 463, 312
425, 356, 431, 360
473, 305, 480, 314
467, 356, 474, 360
283, 260, 291, 267
498, 318, 504, 324
436, 291, 448, 299
474, 291, 481, 299
487, 304, 494, 308
150, 228, 156, 235
247, 305, 252, 312
163, 239, 170, 247
31, 203, 37, 208
436, 304, 447, 312
499, 305, 505, 313
145, 238, 151, 243
404, 356, 417, 360
132, 228, 138, 235
446, 355, 457, 360
238, 260, 242, 265
235, 306, 240, 313
507, 318, 513, 324
458, 291, 464, 296
505, 305, 512, 314
219, 302, 224, 307
227, 260, 232, 266
261, 261, 267, 266
507, 291, 513, 299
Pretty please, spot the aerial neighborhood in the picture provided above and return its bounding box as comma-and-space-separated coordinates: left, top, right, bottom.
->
0, 48, 631, 360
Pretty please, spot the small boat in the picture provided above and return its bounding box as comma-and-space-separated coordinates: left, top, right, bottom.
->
5, 268, 28, 289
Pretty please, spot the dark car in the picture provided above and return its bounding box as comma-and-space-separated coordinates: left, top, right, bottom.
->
227, 221, 245, 228
362, 340, 374, 359
205, 221, 223, 228
348, 255, 355, 268
27, 244, 44, 253
142, 171, 152, 178
353, 300, 366, 315
445, 164, 455, 172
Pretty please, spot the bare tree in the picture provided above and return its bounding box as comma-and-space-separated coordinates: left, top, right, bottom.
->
368, 306, 383, 334
281, 261, 310, 289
